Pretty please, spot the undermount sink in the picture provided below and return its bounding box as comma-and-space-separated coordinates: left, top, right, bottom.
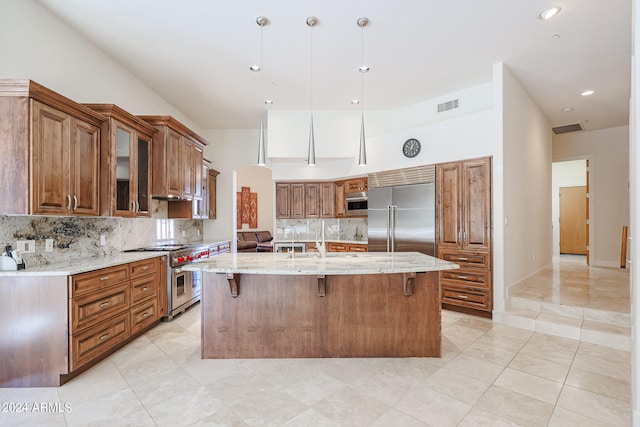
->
287, 252, 360, 259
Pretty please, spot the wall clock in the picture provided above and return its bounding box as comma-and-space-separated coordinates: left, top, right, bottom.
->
402, 138, 421, 158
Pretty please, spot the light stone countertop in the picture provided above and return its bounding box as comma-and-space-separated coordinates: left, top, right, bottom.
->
273, 239, 368, 245
0, 251, 167, 277
183, 252, 458, 276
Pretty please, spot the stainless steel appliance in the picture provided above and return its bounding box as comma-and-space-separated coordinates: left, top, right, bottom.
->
345, 191, 368, 216
274, 242, 306, 253
367, 165, 436, 256
127, 242, 227, 320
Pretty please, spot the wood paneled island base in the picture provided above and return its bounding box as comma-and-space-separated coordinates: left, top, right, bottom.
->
201, 271, 442, 359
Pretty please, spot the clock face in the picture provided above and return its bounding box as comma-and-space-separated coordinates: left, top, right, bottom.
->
402, 138, 421, 158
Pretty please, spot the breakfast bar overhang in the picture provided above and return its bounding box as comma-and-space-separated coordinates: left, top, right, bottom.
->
185, 252, 458, 359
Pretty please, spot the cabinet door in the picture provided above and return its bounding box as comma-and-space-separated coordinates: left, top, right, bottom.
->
193, 145, 203, 199
167, 130, 182, 197
436, 161, 463, 249
320, 183, 335, 218
275, 183, 291, 218
70, 118, 100, 216
290, 183, 306, 218
181, 139, 193, 198
136, 136, 151, 216
208, 169, 218, 219
305, 183, 321, 218
462, 158, 491, 251
335, 181, 346, 218
114, 124, 135, 216
31, 100, 70, 215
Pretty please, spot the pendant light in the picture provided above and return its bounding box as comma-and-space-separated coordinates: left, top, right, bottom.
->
357, 17, 369, 166
307, 16, 318, 166
253, 16, 269, 166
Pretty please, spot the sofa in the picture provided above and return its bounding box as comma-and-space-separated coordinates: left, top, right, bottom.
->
236, 230, 273, 252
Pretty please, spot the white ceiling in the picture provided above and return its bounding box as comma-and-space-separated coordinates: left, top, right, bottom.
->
38, 0, 631, 132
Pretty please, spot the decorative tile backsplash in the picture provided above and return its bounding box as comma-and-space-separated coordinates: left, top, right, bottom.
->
275, 218, 367, 242
0, 201, 203, 267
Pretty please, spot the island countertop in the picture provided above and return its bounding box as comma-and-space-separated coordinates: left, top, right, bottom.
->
183, 251, 458, 275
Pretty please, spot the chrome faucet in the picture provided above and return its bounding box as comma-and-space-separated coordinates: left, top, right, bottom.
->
315, 220, 327, 259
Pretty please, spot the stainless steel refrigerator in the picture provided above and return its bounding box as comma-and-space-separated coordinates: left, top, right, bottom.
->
367, 166, 436, 256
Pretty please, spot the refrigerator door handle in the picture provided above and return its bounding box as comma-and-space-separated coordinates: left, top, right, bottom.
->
391, 205, 396, 252
386, 206, 391, 252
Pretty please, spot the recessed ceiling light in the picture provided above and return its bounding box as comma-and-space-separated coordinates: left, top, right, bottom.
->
359, 65, 370, 73
552, 33, 561, 39
581, 90, 595, 96
264, 100, 273, 104
562, 107, 573, 112
249, 65, 261, 72
351, 99, 360, 105
538, 6, 561, 20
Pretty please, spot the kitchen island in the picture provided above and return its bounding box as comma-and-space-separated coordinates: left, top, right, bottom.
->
185, 252, 458, 359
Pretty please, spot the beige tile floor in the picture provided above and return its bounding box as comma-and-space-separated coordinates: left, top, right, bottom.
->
510, 255, 630, 313
0, 256, 632, 426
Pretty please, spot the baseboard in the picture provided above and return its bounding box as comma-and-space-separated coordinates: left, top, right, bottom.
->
506, 262, 553, 297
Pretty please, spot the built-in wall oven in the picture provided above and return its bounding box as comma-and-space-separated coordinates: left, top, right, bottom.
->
345, 191, 368, 216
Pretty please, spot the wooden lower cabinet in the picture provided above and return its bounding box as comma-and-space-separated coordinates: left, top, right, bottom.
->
68, 257, 163, 375
327, 242, 368, 252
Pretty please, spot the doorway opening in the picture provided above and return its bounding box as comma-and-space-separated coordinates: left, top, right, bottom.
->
552, 159, 589, 265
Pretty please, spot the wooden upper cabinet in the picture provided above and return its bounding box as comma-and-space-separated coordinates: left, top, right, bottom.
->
138, 116, 208, 201
275, 183, 306, 219
436, 157, 491, 251
305, 183, 321, 218
84, 104, 156, 217
207, 168, 219, 219
319, 182, 335, 218
28, 93, 102, 216
345, 177, 367, 193
335, 181, 346, 218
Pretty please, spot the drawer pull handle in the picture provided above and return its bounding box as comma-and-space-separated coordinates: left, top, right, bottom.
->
142, 266, 149, 270
457, 275, 469, 279
142, 312, 149, 318
99, 276, 110, 281
99, 301, 111, 307
100, 333, 110, 340
142, 287, 149, 291
458, 295, 469, 299
457, 257, 468, 261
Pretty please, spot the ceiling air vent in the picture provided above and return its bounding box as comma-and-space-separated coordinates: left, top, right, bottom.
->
552, 123, 583, 134
437, 99, 459, 113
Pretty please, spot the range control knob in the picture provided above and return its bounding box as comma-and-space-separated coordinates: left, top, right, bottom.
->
176, 256, 185, 263
186, 255, 194, 262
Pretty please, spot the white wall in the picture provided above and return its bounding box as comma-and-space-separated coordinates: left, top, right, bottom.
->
500, 64, 553, 296
553, 126, 630, 267
236, 166, 274, 233
631, 3, 638, 424
0, 0, 201, 133
551, 160, 587, 256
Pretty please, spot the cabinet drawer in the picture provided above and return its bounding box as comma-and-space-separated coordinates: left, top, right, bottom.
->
131, 299, 158, 335
442, 285, 491, 311
70, 311, 130, 371
438, 249, 490, 269
349, 244, 368, 252
441, 269, 491, 288
129, 258, 156, 279
70, 265, 129, 297
71, 283, 130, 333
131, 273, 157, 305
328, 242, 348, 252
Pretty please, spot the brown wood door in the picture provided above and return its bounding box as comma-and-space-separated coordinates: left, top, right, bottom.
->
167, 130, 182, 197
560, 186, 587, 255
305, 183, 321, 218
320, 182, 335, 218
208, 169, 218, 219
436, 161, 462, 249
335, 181, 346, 218
275, 183, 290, 218
31, 100, 71, 215
113, 122, 135, 217
70, 118, 100, 216
192, 144, 203, 199
135, 135, 152, 216
290, 183, 306, 218
462, 158, 491, 251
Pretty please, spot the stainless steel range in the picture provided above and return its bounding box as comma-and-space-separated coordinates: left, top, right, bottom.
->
128, 242, 229, 320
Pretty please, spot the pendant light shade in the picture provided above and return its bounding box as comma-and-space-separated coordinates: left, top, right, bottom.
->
307, 16, 318, 166
357, 17, 369, 166
308, 114, 316, 166
255, 16, 268, 166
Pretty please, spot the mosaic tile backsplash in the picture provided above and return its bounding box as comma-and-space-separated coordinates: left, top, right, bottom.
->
0, 201, 203, 267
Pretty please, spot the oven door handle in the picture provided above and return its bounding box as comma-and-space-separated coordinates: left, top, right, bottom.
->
175, 268, 182, 273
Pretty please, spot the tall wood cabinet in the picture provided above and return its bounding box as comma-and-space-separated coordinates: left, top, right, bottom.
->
85, 104, 156, 217
276, 183, 306, 219
0, 80, 104, 215
436, 156, 492, 317
305, 182, 335, 218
